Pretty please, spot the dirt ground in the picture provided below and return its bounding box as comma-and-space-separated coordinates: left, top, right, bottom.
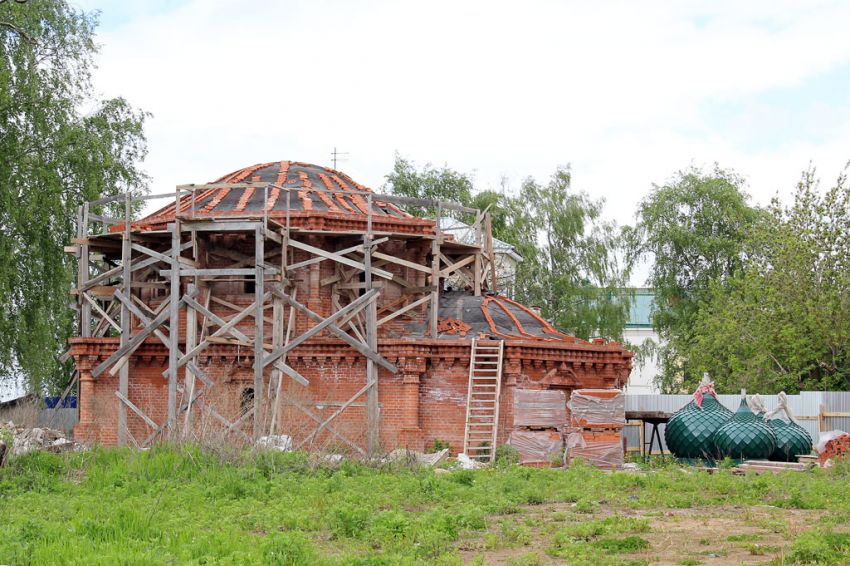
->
459, 503, 827, 565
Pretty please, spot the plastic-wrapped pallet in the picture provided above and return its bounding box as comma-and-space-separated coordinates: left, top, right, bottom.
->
513, 389, 568, 428
565, 428, 624, 469
569, 389, 625, 428
508, 430, 563, 466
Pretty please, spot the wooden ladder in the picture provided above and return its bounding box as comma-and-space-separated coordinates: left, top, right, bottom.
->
462, 338, 505, 463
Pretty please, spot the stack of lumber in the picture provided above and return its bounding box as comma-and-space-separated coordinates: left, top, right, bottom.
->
508, 389, 567, 466
738, 460, 811, 473
566, 389, 625, 470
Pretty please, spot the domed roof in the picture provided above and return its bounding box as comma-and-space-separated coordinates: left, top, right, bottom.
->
407, 291, 625, 348
128, 161, 433, 235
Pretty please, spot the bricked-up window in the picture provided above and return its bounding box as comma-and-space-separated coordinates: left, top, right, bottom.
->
240, 387, 254, 416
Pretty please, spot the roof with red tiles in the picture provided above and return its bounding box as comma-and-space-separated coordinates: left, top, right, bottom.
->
411, 291, 620, 347
124, 161, 434, 235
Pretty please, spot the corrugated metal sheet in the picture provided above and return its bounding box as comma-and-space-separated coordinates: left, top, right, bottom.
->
624, 391, 850, 454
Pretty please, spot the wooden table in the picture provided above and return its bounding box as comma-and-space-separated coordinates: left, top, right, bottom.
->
626, 410, 671, 458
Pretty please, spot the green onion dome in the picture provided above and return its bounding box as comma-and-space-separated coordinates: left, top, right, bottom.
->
665, 393, 733, 459
713, 399, 776, 460
768, 419, 812, 462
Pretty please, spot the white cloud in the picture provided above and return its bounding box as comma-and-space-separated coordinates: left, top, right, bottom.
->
77, 0, 850, 266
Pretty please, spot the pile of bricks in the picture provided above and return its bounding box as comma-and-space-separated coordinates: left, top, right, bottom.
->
508, 389, 568, 466
566, 389, 625, 469
817, 431, 850, 467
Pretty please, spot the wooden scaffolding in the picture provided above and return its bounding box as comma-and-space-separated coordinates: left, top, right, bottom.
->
69, 181, 500, 453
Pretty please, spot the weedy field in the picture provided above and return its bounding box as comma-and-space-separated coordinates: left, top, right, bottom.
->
1, 446, 849, 565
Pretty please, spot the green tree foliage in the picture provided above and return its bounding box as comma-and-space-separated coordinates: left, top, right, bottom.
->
382, 153, 473, 217
518, 168, 631, 340
384, 155, 630, 341
632, 166, 761, 392
688, 168, 850, 393
1, 2, 148, 391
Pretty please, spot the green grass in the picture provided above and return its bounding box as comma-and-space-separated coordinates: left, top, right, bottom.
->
1, 447, 849, 564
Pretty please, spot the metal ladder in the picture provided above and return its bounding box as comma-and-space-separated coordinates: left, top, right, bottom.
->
462, 338, 504, 463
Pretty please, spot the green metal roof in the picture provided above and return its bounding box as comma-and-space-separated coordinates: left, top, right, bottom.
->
625, 288, 655, 328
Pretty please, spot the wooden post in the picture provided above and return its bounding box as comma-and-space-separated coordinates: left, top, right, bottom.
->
485, 212, 497, 291
365, 194, 379, 453
429, 204, 441, 338
253, 225, 265, 440
473, 209, 482, 297
183, 279, 198, 437
168, 216, 180, 425
118, 193, 131, 445
80, 203, 91, 337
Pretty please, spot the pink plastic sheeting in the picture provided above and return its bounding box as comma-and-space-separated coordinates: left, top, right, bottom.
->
508, 430, 564, 465
569, 390, 625, 427
513, 389, 568, 428
565, 430, 624, 469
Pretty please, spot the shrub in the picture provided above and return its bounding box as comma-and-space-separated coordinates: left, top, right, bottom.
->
262, 531, 316, 565
787, 529, 850, 564
494, 444, 520, 466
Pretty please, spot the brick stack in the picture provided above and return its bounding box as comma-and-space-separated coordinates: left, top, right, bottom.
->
508, 389, 568, 466
566, 389, 625, 469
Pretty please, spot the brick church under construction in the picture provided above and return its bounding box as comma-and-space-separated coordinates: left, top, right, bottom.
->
68, 161, 632, 460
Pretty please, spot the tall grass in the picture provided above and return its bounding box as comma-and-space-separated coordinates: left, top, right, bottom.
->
1, 446, 849, 564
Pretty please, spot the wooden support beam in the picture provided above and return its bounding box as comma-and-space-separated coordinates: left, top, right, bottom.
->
115, 391, 157, 430
82, 294, 120, 332
209, 295, 274, 326
118, 195, 131, 446
81, 265, 121, 291
370, 251, 432, 274
287, 241, 367, 271
253, 225, 265, 439
183, 295, 252, 343
273, 287, 398, 373
168, 221, 180, 422
176, 295, 269, 368
263, 289, 378, 369
92, 298, 173, 378
288, 238, 394, 280
438, 253, 476, 278
364, 194, 379, 454
430, 244, 440, 339
377, 294, 431, 327
282, 393, 366, 457
297, 381, 373, 449
159, 267, 258, 277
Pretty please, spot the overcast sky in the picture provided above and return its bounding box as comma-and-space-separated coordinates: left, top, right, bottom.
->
74, 0, 850, 225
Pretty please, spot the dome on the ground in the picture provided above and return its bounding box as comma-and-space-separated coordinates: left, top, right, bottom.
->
713, 399, 776, 460
665, 393, 732, 459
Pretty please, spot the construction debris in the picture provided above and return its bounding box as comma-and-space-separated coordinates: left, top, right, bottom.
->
386, 448, 450, 467
816, 430, 850, 467
1, 421, 78, 456
437, 317, 472, 336
256, 434, 293, 452
456, 453, 486, 469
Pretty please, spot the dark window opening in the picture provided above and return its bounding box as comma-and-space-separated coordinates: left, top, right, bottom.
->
240, 387, 254, 416
244, 277, 256, 294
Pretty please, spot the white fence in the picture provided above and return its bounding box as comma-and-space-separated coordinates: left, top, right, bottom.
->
624, 391, 850, 454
